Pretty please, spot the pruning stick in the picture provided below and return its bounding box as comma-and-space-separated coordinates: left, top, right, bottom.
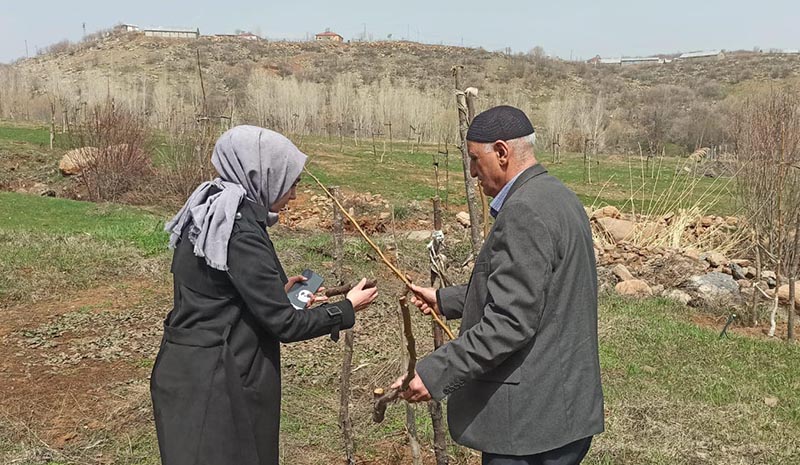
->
304, 167, 455, 340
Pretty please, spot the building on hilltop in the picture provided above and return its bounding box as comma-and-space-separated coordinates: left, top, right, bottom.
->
143, 27, 200, 39
315, 29, 343, 42
589, 55, 664, 66
214, 32, 261, 41
678, 50, 725, 60
115, 24, 140, 33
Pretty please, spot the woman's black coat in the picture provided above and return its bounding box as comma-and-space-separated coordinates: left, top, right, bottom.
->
150, 199, 355, 465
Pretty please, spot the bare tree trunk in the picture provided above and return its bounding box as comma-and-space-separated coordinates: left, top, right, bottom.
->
452, 66, 483, 254
399, 304, 422, 465
428, 197, 450, 465
49, 101, 55, 150
789, 275, 796, 341
751, 242, 762, 326
333, 186, 356, 465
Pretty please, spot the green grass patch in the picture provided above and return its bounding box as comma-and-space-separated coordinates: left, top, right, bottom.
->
0, 125, 52, 146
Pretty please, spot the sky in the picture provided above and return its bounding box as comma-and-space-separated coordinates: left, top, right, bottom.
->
1, 0, 798, 63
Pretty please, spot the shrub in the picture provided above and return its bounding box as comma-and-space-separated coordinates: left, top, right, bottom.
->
69, 101, 152, 201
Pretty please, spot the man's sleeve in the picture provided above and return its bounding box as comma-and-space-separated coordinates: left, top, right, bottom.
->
226, 231, 355, 343
436, 285, 467, 320
416, 201, 554, 400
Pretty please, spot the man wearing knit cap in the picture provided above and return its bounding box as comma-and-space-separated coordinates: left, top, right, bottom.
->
397, 105, 604, 464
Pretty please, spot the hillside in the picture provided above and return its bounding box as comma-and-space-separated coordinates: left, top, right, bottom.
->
2, 31, 800, 154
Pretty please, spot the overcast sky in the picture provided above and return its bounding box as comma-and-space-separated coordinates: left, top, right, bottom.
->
2, 0, 798, 63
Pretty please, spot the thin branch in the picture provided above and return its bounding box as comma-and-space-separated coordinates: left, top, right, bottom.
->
304, 167, 455, 340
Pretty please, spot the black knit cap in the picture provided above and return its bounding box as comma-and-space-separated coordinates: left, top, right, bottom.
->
466, 105, 535, 143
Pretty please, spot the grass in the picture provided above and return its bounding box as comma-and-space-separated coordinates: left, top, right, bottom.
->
0, 192, 168, 304
296, 136, 737, 217
0, 125, 52, 146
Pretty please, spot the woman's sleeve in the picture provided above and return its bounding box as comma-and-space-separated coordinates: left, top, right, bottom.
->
226, 231, 355, 343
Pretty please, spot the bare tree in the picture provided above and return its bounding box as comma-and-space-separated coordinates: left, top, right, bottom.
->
735, 87, 800, 340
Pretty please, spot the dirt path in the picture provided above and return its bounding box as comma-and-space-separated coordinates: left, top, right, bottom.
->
0, 279, 170, 450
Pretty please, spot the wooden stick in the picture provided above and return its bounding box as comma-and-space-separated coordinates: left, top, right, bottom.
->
324, 279, 378, 297
373, 296, 418, 423
304, 167, 455, 340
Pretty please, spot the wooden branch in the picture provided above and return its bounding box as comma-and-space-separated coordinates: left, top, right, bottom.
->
373, 296, 418, 423
304, 167, 455, 340
324, 279, 378, 297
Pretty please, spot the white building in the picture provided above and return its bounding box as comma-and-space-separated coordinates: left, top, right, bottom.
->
678, 50, 725, 60
143, 28, 200, 39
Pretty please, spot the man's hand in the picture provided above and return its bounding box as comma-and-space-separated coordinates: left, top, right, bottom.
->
408, 284, 439, 316
391, 371, 431, 403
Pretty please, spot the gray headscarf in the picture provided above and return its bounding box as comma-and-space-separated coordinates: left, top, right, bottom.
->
165, 125, 307, 271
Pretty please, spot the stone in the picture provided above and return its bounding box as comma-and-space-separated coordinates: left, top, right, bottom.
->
664, 289, 692, 305
612, 264, 635, 282
737, 279, 752, 289
684, 248, 701, 261
379, 212, 391, 220
764, 396, 779, 408
762, 271, 777, 288
682, 272, 740, 305
731, 258, 752, 267
742, 266, 757, 279
406, 230, 431, 242
456, 211, 471, 228
59, 147, 99, 175
703, 251, 728, 268
651, 284, 665, 296
638, 222, 665, 240
730, 262, 746, 280
776, 281, 800, 306
596, 217, 635, 243
615, 280, 653, 298
591, 205, 620, 220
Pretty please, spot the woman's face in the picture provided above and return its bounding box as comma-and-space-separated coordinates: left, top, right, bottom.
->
269, 177, 300, 213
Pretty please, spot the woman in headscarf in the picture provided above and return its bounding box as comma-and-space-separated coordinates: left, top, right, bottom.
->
151, 125, 378, 465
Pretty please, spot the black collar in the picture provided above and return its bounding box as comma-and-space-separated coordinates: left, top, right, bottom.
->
240, 199, 270, 226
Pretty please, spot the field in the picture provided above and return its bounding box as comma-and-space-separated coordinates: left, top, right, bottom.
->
0, 124, 797, 465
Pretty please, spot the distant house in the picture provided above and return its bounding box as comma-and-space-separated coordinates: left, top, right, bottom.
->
143, 27, 200, 39
315, 29, 343, 42
116, 24, 140, 33
621, 56, 663, 66
214, 32, 261, 41
776, 49, 800, 55
678, 50, 725, 60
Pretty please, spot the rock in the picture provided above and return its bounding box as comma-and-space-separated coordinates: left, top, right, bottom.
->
683, 248, 701, 261
615, 280, 653, 298
731, 258, 752, 267
406, 230, 431, 242
638, 222, 665, 240
664, 289, 692, 305
456, 211, 471, 228
612, 264, 635, 282
702, 251, 728, 268
682, 272, 740, 305
776, 281, 800, 306
742, 266, 757, 279
651, 284, 665, 296
730, 262, 746, 280
591, 205, 620, 220
737, 279, 752, 289
59, 147, 99, 175
596, 217, 635, 243
764, 396, 779, 408
762, 271, 777, 288
379, 212, 391, 220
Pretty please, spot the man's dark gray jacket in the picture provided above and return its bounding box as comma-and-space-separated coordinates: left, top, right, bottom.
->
416, 164, 604, 455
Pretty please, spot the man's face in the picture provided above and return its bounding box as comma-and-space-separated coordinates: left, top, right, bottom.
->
467, 140, 506, 197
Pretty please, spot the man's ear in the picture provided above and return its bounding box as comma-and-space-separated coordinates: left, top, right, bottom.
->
494, 140, 510, 167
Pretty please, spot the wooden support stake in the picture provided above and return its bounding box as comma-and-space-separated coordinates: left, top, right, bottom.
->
304, 168, 455, 340
332, 186, 356, 465
429, 197, 449, 465
453, 66, 483, 254
325, 279, 378, 298
373, 296, 417, 423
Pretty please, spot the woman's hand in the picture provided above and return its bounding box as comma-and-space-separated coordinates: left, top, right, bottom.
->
346, 278, 378, 311
285, 276, 329, 308
408, 283, 439, 315
284, 275, 306, 294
